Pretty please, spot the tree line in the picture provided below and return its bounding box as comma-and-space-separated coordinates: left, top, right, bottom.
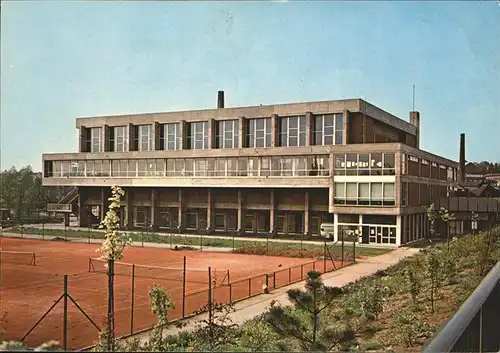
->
0, 166, 68, 219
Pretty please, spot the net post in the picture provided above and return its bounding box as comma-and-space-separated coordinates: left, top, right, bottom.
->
208, 266, 212, 323
141, 232, 144, 248
273, 271, 276, 289
232, 235, 235, 251
248, 278, 251, 297
313, 261, 316, 271
88, 258, 91, 272
33, 252, 36, 266
200, 233, 203, 251
341, 237, 345, 267
229, 283, 232, 302
42, 222, 45, 240
21, 223, 24, 238
352, 237, 356, 264
63, 275, 68, 351
266, 235, 269, 255
301, 264, 303, 279
226, 269, 230, 285
64, 222, 67, 242
130, 264, 135, 335
323, 237, 327, 273
288, 267, 291, 283
182, 256, 186, 318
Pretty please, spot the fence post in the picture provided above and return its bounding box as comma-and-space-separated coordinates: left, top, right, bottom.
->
141, 232, 144, 248
232, 235, 235, 251
208, 267, 212, 324
63, 275, 68, 351
182, 256, 186, 318
352, 238, 356, 264
88, 222, 91, 244
323, 238, 327, 273
170, 233, 173, 249
130, 264, 135, 335
200, 234, 203, 251
341, 237, 345, 267
42, 222, 45, 240
266, 235, 269, 255
64, 222, 67, 242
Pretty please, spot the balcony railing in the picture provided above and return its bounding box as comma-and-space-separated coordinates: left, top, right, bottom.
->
47, 203, 72, 213
422, 261, 500, 353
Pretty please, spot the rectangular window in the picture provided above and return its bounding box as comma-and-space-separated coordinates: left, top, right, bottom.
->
138, 125, 152, 151
246, 118, 272, 148
313, 113, 343, 146
110, 126, 127, 152
90, 127, 102, 153
216, 120, 239, 149
186, 121, 208, 150
160, 123, 180, 150
195, 159, 207, 177
279, 116, 306, 147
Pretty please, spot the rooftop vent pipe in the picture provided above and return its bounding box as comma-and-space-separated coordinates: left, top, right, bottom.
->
217, 91, 224, 109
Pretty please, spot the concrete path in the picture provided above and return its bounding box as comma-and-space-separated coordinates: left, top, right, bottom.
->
127, 246, 421, 345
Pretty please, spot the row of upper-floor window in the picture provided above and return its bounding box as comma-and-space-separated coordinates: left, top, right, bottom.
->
44, 155, 331, 178
81, 113, 344, 153
334, 182, 396, 206
402, 154, 457, 181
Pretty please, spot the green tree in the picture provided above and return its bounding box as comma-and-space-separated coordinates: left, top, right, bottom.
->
96, 185, 130, 351
266, 271, 354, 351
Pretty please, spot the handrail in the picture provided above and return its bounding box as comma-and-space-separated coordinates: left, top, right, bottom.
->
422, 261, 500, 353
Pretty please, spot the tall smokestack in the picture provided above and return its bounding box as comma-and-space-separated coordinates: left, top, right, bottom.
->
409, 111, 420, 149
459, 133, 465, 185
217, 91, 224, 109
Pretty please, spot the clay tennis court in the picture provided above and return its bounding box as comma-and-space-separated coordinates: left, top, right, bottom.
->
0, 237, 344, 350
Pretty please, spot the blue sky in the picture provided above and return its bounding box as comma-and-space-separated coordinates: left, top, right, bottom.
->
1, 1, 499, 171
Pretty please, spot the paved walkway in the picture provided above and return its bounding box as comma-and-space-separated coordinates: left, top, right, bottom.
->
126, 247, 420, 345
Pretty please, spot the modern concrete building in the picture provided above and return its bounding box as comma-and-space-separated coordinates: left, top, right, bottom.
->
42, 92, 459, 246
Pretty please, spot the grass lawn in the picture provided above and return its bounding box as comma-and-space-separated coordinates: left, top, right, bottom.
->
8, 226, 390, 258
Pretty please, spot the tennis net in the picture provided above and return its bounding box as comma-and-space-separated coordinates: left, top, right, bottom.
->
88, 257, 230, 286
0, 250, 36, 266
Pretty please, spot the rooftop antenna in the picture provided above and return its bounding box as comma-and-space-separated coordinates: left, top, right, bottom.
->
412, 84, 416, 111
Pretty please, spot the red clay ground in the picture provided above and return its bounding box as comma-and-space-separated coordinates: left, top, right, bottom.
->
0, 237, 344, 350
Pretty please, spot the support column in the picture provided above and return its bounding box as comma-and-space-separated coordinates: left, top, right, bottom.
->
305, 112, 313, 146
270, 190, 276, 234
396, 215, 402, 246
103, 125, 110, 152
342, 109, 349, 145
271, 114, 279, 147
208, 118, 216, 149
179, 120, 186, 150
177, 189, 184, 232
207, 189, 214, 233
153, 122, 160, 151
239, 116, 246, 148
237, 190, 243, 233
328, 153, 335, 213
126, 188, 134, 229
304, 191, 310, 236
100, 187, 105, 222
151, 188, 156, 227
79, 126, 87, 153
77, 187, 85, 227
128, 123, 135, 151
